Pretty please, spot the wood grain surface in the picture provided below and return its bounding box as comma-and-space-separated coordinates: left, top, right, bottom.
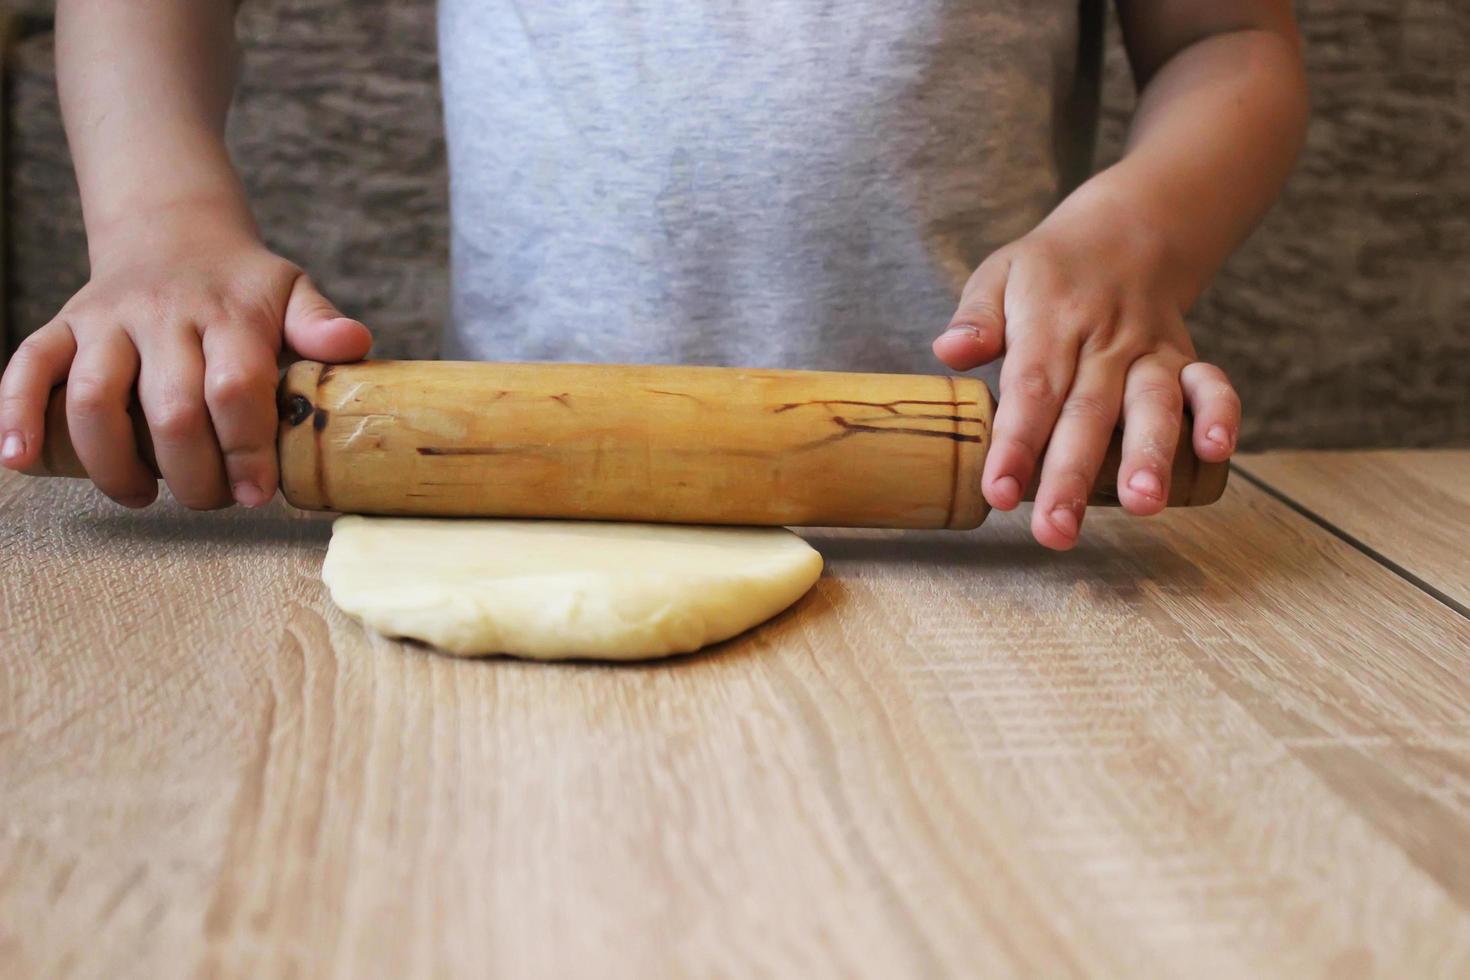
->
1237, 450, 1470, 611
3, 462, 1470, 978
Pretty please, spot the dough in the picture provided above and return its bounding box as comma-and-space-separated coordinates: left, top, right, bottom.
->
322, 516, 823, 660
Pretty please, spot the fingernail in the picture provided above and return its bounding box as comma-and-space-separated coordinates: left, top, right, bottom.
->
992, 475, 1022, 505
1208, 425, 1233, 449
233, 482, 268, 508
1127, 470, 1163, 499
1049, 505, 1079, 539
1, 431, 23, 462
941, 324, 985, 342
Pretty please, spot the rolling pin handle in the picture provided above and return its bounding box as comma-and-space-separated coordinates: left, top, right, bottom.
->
1017, 418, 1229, 508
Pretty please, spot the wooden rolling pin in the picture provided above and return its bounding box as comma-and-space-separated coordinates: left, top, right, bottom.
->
25, 360, 1227, 528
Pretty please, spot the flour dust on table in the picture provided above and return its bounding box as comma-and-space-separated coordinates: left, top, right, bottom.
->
321, 516, 824, 660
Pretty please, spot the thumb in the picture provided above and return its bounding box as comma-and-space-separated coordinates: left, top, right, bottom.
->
933, 253, 1009, 371
283, 274, 373, 363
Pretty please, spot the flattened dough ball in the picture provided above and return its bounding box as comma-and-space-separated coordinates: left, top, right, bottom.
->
322, 516, 824, 661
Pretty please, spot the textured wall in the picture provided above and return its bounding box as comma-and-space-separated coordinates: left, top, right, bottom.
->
1096, 0, 1470, 448
3, 0, 1468, 447
3, 0, 448, 360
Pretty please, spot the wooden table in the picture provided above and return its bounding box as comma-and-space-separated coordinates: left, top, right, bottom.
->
1236, 450, 1470, 615
3, 451, 1469, 977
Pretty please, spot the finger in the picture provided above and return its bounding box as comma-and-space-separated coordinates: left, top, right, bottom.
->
1030, 354, 1126, 550
933, 253, 1010, 371
0, 321, 78, 470
203, 327, 282, 507
1117, 353, 1187, 517
65, 331, 157, 507
282, 274, 373, 363
134, 325, 231, 510
1180, 362, 1241, 462
982, 329, 1080, 512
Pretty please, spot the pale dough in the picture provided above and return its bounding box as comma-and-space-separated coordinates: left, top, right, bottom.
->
322, 516, 824, 660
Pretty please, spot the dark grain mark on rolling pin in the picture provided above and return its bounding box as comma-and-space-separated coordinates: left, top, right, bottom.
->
314, 372, 331, 509
849, 413, 978, 424
317, 366, 336, 384
836, 421, 982, 442
417, 446, 510, 456
645, 389, 702, 403
774, 398, 979, 415
550, 393, 571, 407
281, 394, 314, 426
795, 418, 985, 451
944, 377, 960, 528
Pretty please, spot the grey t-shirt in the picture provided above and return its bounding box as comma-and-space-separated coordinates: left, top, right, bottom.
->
438, 0, 1102, 373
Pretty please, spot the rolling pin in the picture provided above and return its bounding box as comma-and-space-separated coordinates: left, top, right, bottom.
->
25, 359, 1227, 528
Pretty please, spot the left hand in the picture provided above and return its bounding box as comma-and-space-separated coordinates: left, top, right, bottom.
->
932, 191, 1241, 550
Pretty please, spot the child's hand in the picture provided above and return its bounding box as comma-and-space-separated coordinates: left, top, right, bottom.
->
0, 211, 371, 509
931, 191, 1240, 550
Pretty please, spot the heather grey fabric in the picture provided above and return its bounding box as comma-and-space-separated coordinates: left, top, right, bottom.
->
438, 0, 1103, 372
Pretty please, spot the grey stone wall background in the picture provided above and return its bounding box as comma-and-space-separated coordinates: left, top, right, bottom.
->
3, 0, 448, 362
3, 0, 1466, 448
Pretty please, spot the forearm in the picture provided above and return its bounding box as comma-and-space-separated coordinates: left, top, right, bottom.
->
1052, 28, 1308, 310
56, 0, 254, 257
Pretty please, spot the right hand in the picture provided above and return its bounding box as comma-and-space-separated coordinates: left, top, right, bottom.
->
0, 209, 372, 509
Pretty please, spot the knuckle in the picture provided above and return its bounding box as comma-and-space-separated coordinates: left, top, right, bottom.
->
1058, 392, 1115, 425
1115, 334, 1157, 364
1185, 362, 1242, 417
149, 399, 206, 440
1184, 360, 1227, 386
5, 351, 42, 385
12, 332, 47, 363
0, 394, 30, 426
1129, 380, 1185, 415
1077, 306, 1122, 350
132, 283, 221, 327
1003, 364, 1061, 408
66, 374, 115, 417
134, 283, 178, 321
205, 367, 272, 409
12, 326, 65, 368
195, 299, 234, 330
997, 432, 1045, 462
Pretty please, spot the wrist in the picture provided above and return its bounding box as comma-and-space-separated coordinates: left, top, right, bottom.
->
1040, 166, 1208, 311
85, 190, 262, 273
